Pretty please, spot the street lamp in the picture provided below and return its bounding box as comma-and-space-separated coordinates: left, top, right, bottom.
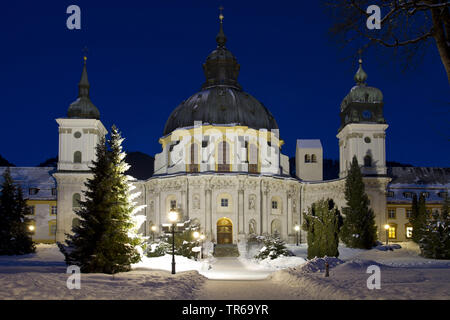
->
294, 225, 300, 246
200, 234, 205, 259
168, 209, 179, 274
193, 231, 200, 261
150, 225, 157, 241
384, 224, 390, 246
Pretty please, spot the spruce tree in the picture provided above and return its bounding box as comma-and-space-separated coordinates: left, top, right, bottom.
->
0, 168, 35, 255
255, 234, 290, 260
340, 156, 377, 249
411, 193, 428, 243
302, 198, 342, 259
419, 197, 450, 259
58, 125, 142, 273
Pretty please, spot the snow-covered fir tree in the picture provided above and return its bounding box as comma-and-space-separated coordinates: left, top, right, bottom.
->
255, 233, 291, 260
340, 156, 377, 249
303, 198, 342, 259
0, 167, 35, 255
419, 195, 450, 259
58, 125, 144, 273
411, 193, 428, 243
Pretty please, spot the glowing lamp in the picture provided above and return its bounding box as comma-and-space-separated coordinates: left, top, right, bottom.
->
384, 224, 390, 230
193, 231, 200, 239
151, 225, 157, 232
28, 225, 35, 231
294, 225, 300, 232
168, 209, 178, 223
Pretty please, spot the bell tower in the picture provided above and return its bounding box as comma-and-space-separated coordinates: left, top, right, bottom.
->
56, 57, 107, 172
54, 56, 107, 242
337, 56, 388, 178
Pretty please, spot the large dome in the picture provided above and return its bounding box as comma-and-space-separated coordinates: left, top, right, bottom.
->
163, 17, 278, 136
163, 87, 278, 136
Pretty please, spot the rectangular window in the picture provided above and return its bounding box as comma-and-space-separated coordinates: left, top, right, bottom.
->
28, 205, 35, 215
221, 199, 229, 207
388, 226, 396, 239
51, 188, 57, 196
272, 201, 278, 209
406, 209, 412, 219
387, 191, 394, 197
170, 200, 177, 209
29, 188, 39, 195
388, 209, 396, 219
438, 192, 448, 198
51, 206, 57, 215
406, 226, 413, 239
50, 223, 57, 236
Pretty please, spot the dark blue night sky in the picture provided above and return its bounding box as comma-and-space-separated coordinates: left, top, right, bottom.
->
1, 0, 449, 167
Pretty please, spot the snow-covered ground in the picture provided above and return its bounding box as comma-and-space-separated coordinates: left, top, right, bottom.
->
270, 242, 450, 300
1, 242, 450, 299
0, 244, 206, 300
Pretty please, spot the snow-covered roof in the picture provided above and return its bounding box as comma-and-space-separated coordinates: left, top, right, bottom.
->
387, 167, 450, 204
0, 167, 56, 200
297, 139, 322, 149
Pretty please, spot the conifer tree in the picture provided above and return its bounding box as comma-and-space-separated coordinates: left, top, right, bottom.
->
255, 234, 291, 260
302, 198, 342, 259
0, 168, 35, 255
340, 156, 377, 249
419, 196, 450, 259
411, 193, 428, 243
58, 126, 142, 273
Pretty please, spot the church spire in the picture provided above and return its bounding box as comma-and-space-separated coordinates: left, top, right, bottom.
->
67, 55, 100, 119
354, 49, 368, 86
78, 56, 90, 98
216, 6, 227, 48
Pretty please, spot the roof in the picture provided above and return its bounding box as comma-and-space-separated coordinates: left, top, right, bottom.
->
297, 139, 322, 149
0, 167, 56, 200
388, 167, 450, 187
387, 167, 450, 204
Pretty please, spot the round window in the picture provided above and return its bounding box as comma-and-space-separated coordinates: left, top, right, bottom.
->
364, 137, 371, 143
74, 131, 82, 139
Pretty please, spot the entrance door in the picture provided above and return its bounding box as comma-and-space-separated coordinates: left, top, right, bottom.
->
217, 218, 233, 244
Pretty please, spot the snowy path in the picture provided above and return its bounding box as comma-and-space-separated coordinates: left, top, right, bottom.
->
200, 257, 273, 280
196, 279, 308, 300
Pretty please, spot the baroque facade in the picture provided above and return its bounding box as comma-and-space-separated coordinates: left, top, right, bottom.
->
46, 15, 447, 245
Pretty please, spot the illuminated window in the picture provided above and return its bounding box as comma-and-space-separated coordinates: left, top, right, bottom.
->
388, 209, 396, 219
221, 199, 229, 207
406, 225, 413, 239
388, 225, 397, 239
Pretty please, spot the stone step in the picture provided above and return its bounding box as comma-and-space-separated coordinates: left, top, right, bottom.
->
213, 244, 240, 257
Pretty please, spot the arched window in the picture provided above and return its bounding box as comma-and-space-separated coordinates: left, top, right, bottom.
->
189, 143, 199, 172
218, 141, 230, 172
304, 154, 311, 163
311, 154, 317, 163
74, 151, 82, 163
364, 155, 372, 167
72, 193, 81, 209
248, 143, 258, 173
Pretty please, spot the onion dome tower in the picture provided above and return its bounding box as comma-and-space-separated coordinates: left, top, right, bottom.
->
337, 53, 388, 178
67, 57, 100, 120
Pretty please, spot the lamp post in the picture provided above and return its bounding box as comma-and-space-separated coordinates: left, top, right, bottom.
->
150, 225, 157, 242
294, 225, 300, 246
200, 234, 205, 259
384, 224, 390, 246
168, 209, 179, 275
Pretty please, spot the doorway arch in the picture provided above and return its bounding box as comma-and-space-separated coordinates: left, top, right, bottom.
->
217, 217, 233, 244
